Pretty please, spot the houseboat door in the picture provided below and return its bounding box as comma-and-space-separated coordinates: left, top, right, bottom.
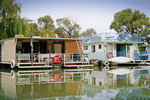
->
54, 44, 61, 53
117, 44, 126, 57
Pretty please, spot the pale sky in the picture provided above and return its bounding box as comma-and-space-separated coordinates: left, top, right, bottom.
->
16, 0, 150, 33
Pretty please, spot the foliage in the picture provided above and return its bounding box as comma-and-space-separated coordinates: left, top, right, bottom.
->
54, 28, 68, 38
81, 28, 97, 37
37, 15, 55, 38
38, 15, 55, 30
56, 17, 81, 38
142, 26, 150, 44
39, 29, 56, 38
0, 0, 21, 39
110, 8, 150, 34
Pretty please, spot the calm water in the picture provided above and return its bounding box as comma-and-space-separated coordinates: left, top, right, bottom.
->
0, 66, 150, 100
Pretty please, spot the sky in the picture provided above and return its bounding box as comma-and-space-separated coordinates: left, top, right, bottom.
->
16, 0, 150, 33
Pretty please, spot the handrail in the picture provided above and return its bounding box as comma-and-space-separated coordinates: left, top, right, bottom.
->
15, 53, 89, 64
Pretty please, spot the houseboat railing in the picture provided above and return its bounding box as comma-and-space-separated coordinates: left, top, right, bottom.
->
14, 69, 87, 85
133, 52, 150, 60
16, 53, 88, 64
117, 52, 126, 57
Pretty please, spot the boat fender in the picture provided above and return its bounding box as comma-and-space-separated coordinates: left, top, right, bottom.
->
107, 52, 113, 59
104, 66, 109, 70
11, 70, 15, 78
10, 60, 15, 68
104, 61, 109, 66
53, 55, 61, 64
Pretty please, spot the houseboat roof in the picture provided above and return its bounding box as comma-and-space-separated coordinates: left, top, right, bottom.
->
82, 32, 143, 45
0, 35, 82, 42
83, 41, 143, 45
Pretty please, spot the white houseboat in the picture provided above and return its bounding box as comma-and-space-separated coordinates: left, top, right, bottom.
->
82, 33, 144, 65
0, 35, 93, 68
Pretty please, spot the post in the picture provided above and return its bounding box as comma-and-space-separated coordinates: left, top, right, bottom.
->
31, 23, 33, 66
26, 19, 35, 66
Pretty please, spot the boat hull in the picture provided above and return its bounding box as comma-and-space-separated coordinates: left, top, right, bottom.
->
108, 57, 133, 63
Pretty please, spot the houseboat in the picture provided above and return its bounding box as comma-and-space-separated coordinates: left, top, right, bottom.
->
82, 32, 146, 65
0, 35, 93, 68
0, 68, 93, 99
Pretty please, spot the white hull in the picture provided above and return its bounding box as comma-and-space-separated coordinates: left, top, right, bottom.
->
108, 57, 133, 63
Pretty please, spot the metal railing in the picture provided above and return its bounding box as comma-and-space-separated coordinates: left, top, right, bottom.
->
15, 53, 88, 64
132, 52, 150, 60
117, 52, 126, 57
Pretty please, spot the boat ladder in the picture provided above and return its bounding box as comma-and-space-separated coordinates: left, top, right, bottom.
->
76, 78, 83, 96
76, 38, 83, 54
76, 38, 84, 64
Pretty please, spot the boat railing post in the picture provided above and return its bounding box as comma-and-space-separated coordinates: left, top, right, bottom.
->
71, 53, 73, 62
64, 54, 66, 66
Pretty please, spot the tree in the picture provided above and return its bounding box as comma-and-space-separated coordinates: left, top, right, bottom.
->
110, 8, 150, 34
54, 28, 68, 38
38, 15, 55, 30
37, 15, 55, 38
6, 16, 22, 38
81, 28, 97, 37
142, 25, 150, 44
0, 0, 21, 39
39, 29, 56, 38
56, 17, 81, 38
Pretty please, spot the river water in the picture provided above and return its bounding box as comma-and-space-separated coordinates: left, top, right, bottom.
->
0, 66, 150, 100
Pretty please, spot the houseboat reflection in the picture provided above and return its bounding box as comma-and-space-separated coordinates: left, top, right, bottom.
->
0, 69, 92, 100
83, 67, 150, 99
0, 67, 150, 100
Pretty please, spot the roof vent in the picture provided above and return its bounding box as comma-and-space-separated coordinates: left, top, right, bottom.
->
15, 35, 24, 37
33, 36, 41, 38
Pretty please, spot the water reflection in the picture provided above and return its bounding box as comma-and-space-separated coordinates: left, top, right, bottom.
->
0, 66, 150, 100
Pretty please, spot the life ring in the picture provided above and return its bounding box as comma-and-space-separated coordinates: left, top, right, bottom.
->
53, 55, 61, 64
10, 60, 15, 68
108, 73, 113, 79
107, 52, 113, 59
104, 61, 109, 66
53, 73, 61, 81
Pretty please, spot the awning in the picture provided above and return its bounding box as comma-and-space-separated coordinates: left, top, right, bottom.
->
118, 33, 130, 35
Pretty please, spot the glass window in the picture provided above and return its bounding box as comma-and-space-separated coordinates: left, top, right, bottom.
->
91, 45, 95, 52
99, 45, 101, 49
84, 46, 88, 50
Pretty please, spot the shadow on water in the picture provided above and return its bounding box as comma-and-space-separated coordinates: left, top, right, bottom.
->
0, 65, 150, 100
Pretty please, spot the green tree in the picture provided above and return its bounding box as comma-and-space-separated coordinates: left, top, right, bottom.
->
54, 28, 68, 38
81, 28, 97, 37
0, 0, 21, 39
37, 15, 55, 38
39, 29, 56, 38
110, 8, 150, 34
56, 17, 81, 38
6, 16, 22, 38
38, 15, 55, 30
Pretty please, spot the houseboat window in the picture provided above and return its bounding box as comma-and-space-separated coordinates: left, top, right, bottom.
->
99, 45, 101, 49
40, 42, 47, 53
91, 45, 95, 53
22, 42, 31, 53
92, 77, 96, 85
22, 42, 39, 53
84, 46, 88, 50
99, 82, 102, 86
